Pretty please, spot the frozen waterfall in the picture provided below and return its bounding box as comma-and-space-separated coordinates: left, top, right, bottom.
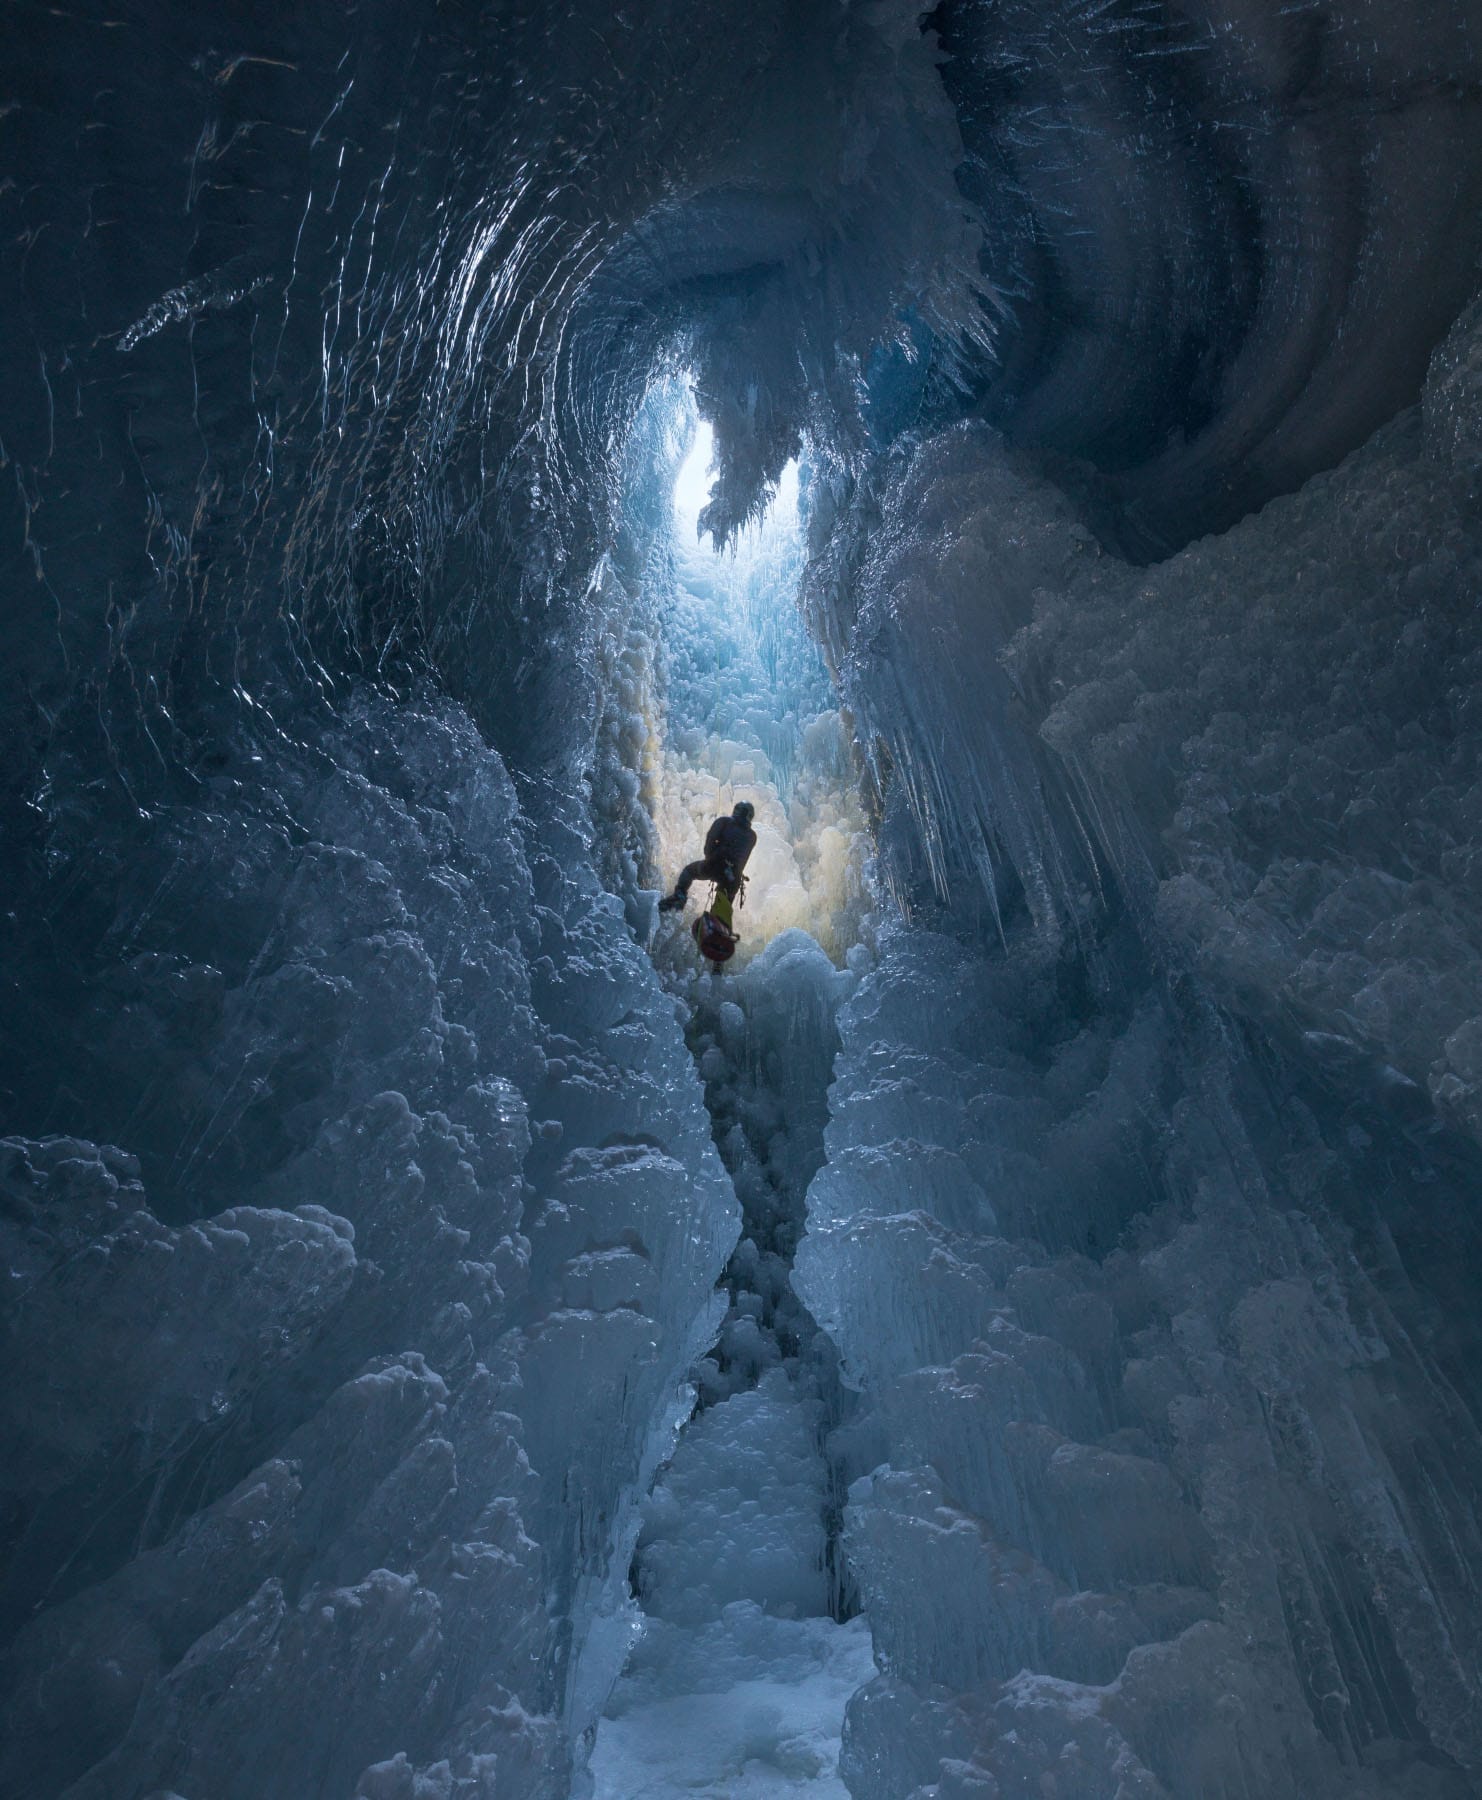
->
5, 3, 1482, 1798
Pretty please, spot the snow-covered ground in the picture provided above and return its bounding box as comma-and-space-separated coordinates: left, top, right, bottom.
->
591, 1611, 875, 1798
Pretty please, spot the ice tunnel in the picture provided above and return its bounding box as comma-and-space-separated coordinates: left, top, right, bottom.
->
4, 2, 1482, 1796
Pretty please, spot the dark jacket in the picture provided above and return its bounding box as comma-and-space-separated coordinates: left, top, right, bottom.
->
704, 814, 757, 875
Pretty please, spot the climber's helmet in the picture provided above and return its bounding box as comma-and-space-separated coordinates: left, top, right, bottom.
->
732, 801, 755, 826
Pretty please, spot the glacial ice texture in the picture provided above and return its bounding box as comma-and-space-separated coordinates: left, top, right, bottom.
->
586, 420, 877, 1798
791, 304, 1482, 1799
0, 694, 736, 1797
5, 0, 1482, 1795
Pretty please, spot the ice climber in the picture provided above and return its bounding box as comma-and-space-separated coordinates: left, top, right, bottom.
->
658, 800, 757, 912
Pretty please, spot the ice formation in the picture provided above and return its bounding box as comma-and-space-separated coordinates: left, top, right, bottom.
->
586, 411, 875, 1797
5, 2, 1482, 1797
0, 694, 737, 1798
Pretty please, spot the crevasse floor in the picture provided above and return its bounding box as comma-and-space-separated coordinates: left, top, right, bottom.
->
590, 1612, 875, 1797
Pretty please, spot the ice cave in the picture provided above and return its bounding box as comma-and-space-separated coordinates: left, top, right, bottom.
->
5, 2, 1482, 1796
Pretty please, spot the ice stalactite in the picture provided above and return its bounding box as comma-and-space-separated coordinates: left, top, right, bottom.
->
6, 1, 1482, 1795
786, 305, 1482, 1799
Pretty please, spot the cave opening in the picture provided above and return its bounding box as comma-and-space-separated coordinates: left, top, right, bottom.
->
582, 385, 875, 1796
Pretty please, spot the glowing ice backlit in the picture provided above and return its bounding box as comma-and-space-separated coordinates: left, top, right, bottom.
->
672, 416, 800, 546
672, 421, 716, 532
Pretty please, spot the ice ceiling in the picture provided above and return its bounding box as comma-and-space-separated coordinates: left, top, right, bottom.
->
4, 2, 1482, 1797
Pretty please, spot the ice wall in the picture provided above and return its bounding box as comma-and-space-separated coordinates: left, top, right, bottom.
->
0, 690, 736, 1796
821, 303, 1482, 1162
925, 0, 1482, 553
5, 1, 1482, 1796
793, 299, 1482, 1797
591, 936, 876, 1800
655, 454, 870, 963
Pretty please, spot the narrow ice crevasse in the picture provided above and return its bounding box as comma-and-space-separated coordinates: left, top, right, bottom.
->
10, 9, 1482, 1796
585, 439, 878, 1799
586, 940, 875, 1800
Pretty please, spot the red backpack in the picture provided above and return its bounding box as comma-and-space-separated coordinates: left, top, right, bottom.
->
692, 908, 739, 964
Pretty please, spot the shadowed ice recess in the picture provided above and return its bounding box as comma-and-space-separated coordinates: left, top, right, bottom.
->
4, 2, 1482, 1797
